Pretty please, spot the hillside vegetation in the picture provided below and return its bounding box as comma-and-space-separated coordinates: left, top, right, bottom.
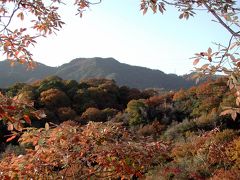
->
0, 58, 195, 89
0, 76, 239, 179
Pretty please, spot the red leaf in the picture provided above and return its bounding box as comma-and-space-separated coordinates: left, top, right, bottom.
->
143, 8, 148, 15
179, 13, 184, 19
6, 106, 16, 110
208, 56, 212, 62
231, 112, 237, 120
230, 55, 237, 62
7, 123, 14, 131
207, 47, 212, 55
0, 107, 4, 114
193, 58, 200, 65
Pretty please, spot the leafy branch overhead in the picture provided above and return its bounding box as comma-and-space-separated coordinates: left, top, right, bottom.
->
141, 0, 240, 119
0, 0, 101, 67
0, 91, 46, 141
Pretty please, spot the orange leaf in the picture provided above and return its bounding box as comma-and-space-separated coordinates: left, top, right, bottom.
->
7, 123, 14, 131
6, 135, 17, 142
135, 171, 143, 178
201, 64, 209, 70
4, 41, 11, 46
23, 115, 31, 125
220, 109, 233, 116
236, 97, 240, 106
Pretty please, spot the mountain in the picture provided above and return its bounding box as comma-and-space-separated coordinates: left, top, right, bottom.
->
0, 58, 196, 89
0, 60, 56, 88
55, 57, 195, 89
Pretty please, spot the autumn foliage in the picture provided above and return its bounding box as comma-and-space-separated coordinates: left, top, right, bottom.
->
0, 76, 240, 178
1, 0, 240, 179
0, 121, 169, 179
0, 0, 97, 67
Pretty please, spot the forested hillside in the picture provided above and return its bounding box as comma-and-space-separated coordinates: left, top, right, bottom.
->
0, 58, 195, 90
0, 76, 239, 179
0, 60, 56, 87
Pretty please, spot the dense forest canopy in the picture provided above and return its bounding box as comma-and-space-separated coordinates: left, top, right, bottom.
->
0, 76, 239, 178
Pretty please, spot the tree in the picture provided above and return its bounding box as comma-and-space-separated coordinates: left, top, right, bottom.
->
0, 1, 102, 132
141, 0, 240, 119
0, 0, 239, 130
0, 0, 101, 67
126, 99, 149, 126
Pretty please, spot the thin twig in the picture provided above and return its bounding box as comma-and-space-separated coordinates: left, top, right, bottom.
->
0, 0, 22, 33
203, 2, 240, 38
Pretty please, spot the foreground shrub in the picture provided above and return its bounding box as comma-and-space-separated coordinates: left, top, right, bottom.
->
168, 129, 237, 179
211, 168, 240, 180
137, 120, 165, 137
195, 109, 219, 130
0, 92, 45, 137
0, 121, 170, 179
226, 137, 240, 169
162, 119, 196, 141
126, 99, 149, 126
0, 144, 26, 159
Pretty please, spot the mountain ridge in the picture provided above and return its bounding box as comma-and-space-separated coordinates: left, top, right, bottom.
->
0, 57, 196, 89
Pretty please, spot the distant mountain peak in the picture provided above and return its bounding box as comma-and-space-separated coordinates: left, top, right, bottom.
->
68, 57, 119, 64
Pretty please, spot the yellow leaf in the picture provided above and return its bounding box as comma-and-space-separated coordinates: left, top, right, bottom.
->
17, 12, 24, 20
45, 122, 50, 131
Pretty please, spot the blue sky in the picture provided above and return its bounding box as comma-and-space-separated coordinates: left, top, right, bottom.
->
30, 0, 230, 75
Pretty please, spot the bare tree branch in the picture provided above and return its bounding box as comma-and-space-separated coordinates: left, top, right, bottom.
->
203, 2, 240, 38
